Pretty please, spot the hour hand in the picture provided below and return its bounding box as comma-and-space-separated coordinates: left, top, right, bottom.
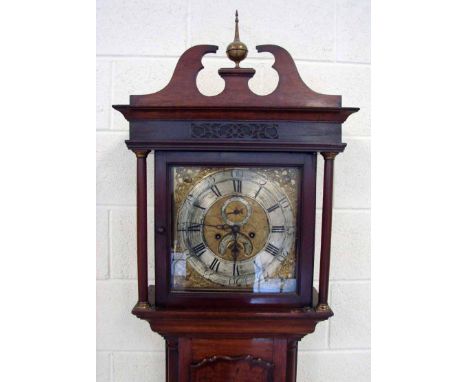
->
202, 223, 231, 230
179, 222, 230, 231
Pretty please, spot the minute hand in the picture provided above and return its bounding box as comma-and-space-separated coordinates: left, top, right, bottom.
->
231, 230, 240, 276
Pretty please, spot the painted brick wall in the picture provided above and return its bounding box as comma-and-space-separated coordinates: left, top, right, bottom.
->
96, 1, 370, 381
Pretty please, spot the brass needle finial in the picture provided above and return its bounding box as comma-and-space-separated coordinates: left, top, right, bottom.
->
234, 10, 240, 40
226, 10, 248, 67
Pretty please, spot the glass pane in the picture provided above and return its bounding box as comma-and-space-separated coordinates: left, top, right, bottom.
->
171, 166, 301, 293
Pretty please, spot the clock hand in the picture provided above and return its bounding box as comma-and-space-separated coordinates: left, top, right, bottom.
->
226, 208, 244, 215
231, 227, 240, 276
199, 223, 231, 230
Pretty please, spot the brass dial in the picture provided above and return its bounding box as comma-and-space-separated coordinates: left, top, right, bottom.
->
203, 195, 269, 263
175, 168, 297, 289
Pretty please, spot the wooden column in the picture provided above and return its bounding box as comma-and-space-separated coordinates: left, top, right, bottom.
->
286, 339, 298, 382
134, 150, 151, 308
166, 338, 179, 382
317, 152, 338, 312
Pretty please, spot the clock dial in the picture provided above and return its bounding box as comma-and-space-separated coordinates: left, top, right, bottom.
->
172, 167, 299, 292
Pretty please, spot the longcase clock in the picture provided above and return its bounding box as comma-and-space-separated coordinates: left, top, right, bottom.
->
113, 12, 359, 382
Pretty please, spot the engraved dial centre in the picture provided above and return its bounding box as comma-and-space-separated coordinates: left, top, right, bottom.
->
203, 195, 269, 262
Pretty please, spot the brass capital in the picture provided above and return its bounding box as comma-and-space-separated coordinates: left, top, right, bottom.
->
321, 152, 338, 160
315, 303, 332, 312
134, 150, 150, 158
135, 301, 151, 309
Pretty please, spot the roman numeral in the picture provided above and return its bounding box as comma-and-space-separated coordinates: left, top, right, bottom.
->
232, 179, 242, 193
267, 203, 280, 213
265, 243, 280, 257
254, 186, 263, 199
193, 203, 206, 210
271, 225, 285, 233
178, 223, 201, 232
267, 197, 289, 213
191, 242, 206, 257
210, 184, 222, 197
187, 224, 201, 231
209, 258, 220, 272
233, 264, 241, 276
278, 196, 289, 208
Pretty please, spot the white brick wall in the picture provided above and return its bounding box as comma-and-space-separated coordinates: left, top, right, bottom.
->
97, 0, 370, 381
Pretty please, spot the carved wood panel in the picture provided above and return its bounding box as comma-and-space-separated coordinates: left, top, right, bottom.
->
190, 355, 274, 382
191, 122, 279, 139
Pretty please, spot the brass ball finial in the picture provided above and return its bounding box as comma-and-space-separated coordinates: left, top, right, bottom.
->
226, 10, 248, 67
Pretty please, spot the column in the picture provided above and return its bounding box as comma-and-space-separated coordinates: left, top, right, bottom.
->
317, 152, 338, 312
134, 149, 150, 308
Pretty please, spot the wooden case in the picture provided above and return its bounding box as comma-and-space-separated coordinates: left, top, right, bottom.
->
113, 43, 359, 382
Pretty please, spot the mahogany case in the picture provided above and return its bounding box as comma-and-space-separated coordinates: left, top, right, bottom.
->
113, 43, 358, 382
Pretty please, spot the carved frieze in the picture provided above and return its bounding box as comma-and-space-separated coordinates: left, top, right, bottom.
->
191, 122, 279, 139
